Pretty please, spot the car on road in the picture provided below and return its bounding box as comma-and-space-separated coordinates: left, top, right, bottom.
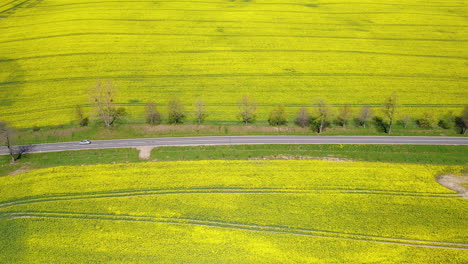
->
79, 139, 91, 145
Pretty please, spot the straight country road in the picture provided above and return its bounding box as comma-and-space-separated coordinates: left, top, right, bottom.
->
0, 136, 467, 155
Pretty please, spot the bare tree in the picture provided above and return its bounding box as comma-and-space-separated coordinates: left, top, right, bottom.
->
167, 98, 185, 124
382, 94, 398, 134
0, 122, 31, 163
314, 99, 333, 134
268, 105, 287, 126
194, 98, 207, 124
295, 107, 310, 128
401, 114, 411, 128
337, 105, 352, 128
358, 105, 373, 128
145, 102, 161, 125
238, 95, 257, 125
89, 80, 125, 127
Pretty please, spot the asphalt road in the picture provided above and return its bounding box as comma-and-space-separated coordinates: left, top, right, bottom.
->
0, 136, 467, 155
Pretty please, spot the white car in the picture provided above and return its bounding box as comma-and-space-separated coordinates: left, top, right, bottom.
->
79, 139, 91, 145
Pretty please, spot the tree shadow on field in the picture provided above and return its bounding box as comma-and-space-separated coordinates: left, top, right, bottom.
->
0, 58, 25, 107
0, 0, 43, 18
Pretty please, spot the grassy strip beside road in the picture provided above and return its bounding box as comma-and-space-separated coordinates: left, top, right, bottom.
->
0, 148, 140, 176
1, 145, 466, 176
151, 144, 468, 165
12, 123, 466, 145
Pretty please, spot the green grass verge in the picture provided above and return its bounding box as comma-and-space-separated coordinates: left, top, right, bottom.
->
151, 144, 468, 165
0, 148, 140, 176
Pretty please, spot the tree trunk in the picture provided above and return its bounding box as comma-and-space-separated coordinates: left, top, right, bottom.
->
319, 119, 324, 134
388, 121, 393, 135
7, 146, 16, 163
9, 154, 15, 163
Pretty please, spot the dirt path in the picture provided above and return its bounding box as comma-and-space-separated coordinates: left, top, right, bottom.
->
437, 175, 468, 199
135, 146, 154, 160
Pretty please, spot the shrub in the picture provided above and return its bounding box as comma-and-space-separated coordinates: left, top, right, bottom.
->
438, 111, 455, 129
167, 98, 185, 124
268, 105, 287, 126
417, 112, 437, 128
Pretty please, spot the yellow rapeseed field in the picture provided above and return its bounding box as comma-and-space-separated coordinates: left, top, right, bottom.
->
0, 160, 467, 263
0, 0, 467, 127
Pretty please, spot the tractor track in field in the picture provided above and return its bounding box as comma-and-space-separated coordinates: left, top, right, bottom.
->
1, 32, 467, 45
0, 188, 458, 210
2, 18, 467, 31
1, 50, 467, 62
1, 210, 467, 250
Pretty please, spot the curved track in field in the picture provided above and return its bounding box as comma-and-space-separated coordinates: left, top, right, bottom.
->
0, 187, 458, 210
1, 211, 467, 250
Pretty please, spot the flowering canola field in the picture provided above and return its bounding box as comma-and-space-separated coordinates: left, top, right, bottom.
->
0, 160, 467, 263
0, 0, 467, 127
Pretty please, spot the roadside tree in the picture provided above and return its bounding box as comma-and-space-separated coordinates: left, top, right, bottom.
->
89, 80, 125, 127
295, 107, 310, 128
194, 98, 208, 124
400, 114, 411, 128
337, 105, 352, 128
357, 105, 373, 128
238, 95, 257, 125
382, 94, 398, 134
0, 122, 30, 163
268, 105, 287, 126
145, 102, 161, 125
313, 99, 333, 134
167, 98, 185, 124
456, 106, 468, 134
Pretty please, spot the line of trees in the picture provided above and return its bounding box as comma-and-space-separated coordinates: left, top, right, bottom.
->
81, 81, 468, 135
